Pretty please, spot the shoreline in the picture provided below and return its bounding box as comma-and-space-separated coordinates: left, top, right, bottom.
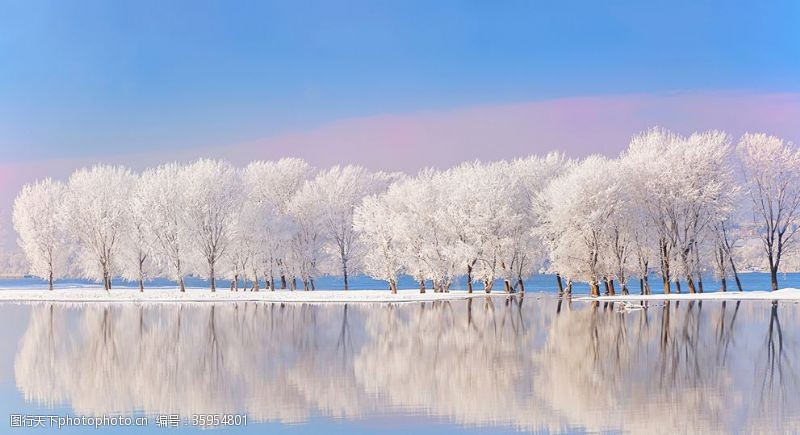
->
0, 288, 525, 304
574, 288, 800, 302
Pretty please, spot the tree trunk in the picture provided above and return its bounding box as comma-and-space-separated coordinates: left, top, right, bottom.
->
661, 241, 671, 295
556, 273, 564, 295
280, 274, 287, 289
609, 279, 617, 296
343, 261, 349, 290
644, 275, 651, 295
686, 275, 696, 294
639, 278, 644, 295
139, 278, 145, 293
729, 257, 743, 292
590, 281, 599, 297
234, 274, 239, 291
517, 279, 525, 293
675, 280, 682, 293
210, 264, 216, 292
419, 279, 426, 294
310, 278, 316, 291
466, 264, 473, 294
565, 279, 573, 297
721, 277, 727, 292
390, 278, 397, 294
504, 279, 513, 293
179, 277, 186, 292
603, 278, 610, 296
483, 279, 492, 294
771, 266, 778, 292
49, 271, 53, 291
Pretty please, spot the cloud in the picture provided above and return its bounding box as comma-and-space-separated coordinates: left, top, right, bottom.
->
2, 91, 799, 248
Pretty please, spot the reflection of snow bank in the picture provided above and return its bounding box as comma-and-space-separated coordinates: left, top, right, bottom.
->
580, 288, 800, 302
0, 287, 515, 303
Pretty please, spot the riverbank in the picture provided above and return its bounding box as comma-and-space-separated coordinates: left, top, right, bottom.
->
575, 288, 800, 302
0, 287, 521, 303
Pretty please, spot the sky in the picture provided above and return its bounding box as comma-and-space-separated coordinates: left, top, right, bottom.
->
0, 0, 799, 247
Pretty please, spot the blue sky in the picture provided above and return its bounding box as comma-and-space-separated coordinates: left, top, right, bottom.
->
1, 0, 798, 162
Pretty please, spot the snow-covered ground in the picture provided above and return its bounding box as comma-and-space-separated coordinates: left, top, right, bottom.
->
577, 288, 800, 302
0, 287, 518, 304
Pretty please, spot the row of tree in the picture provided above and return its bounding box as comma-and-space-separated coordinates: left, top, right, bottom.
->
12, 128, 800, 294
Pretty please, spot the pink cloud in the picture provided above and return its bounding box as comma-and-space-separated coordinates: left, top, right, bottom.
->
2, 91, 800, 248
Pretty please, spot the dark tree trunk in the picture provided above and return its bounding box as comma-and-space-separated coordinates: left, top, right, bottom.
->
210, 264, 216, 292
179, 277, 186, 292
686, 275, 696, 294
466, 263, 473, 294
556, 273, 564, 295
342, 260, 349, 290
518, 278, 525, 293
721, 277, 727, 292
609, 279, 617, 296
771, 266, 779, 292
729, 257, 743, 292
419, 279, 426, 294
280, 274, 287, 289
48, 271, 53, 291
639, 278, 644, 295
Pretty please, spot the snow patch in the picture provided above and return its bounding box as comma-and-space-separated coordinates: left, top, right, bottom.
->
0, 287, 518, 304
577, 288, 800, 302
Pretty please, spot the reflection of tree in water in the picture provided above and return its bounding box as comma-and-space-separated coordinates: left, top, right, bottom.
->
758, 301, 799, 410
12, 299, 800, 433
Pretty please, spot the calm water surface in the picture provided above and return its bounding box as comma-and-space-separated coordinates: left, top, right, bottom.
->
0, 294, 799, 434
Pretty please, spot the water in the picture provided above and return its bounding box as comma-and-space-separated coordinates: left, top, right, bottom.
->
3, 271, 800, 293
1, 293, 799, 433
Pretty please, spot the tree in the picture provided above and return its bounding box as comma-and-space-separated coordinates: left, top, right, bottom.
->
354, 194, 403, 293
241, 158, 312, 290
300, 165, 398, 290
12, 179, 68, 290
545, 156, 619, 297
120, 173, 157, 292
63, 165, 135, 290
737, 133, 800, 291
138, 164, 190, 292
182, 159, 242, 291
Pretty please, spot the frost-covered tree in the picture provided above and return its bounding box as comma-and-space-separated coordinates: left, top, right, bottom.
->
138, 164, 190, 292
120, 173, 157, 292
12, 179, 68, 290
182, 159, 242, 291
354, 194, 403, 293
545, 156, 619, 297
63, 165, 135, 290
239, 158, 312, 290
300, 166, 398, 290
737, 133, 800, 291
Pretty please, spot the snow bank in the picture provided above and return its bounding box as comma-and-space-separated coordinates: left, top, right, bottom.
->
576, 288, 800, 302
0, 287, 517, 304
